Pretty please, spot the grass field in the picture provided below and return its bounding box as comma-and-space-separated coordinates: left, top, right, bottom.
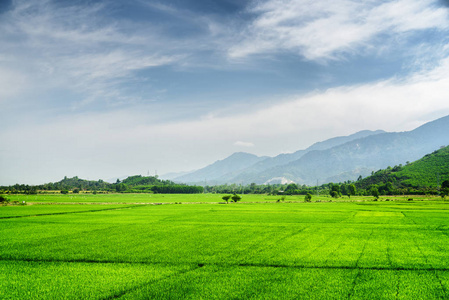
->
4, 192, 439, 204
1, 194, 449, 299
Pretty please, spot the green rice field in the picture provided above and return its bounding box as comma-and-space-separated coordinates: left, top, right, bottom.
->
1, 194, 449, 299
4, 193, 438, 204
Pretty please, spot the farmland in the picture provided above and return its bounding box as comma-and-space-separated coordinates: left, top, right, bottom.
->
1, 194, 449, 299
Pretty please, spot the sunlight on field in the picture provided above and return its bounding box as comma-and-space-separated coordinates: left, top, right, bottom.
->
1, 196, 449, 299
2, 193, 441, 205
356, 211, 404, 217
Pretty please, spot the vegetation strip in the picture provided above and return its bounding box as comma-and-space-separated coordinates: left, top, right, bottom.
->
2, 258, 448, 272
0, 204, 146, 219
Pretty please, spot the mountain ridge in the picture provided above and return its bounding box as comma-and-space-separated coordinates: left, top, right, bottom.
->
170, 114, 449, 185
251, 115, 449, 185
170, 129, 387, 184
171, 152, 268, 183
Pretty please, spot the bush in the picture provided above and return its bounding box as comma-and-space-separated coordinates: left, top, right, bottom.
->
61, 190, 69, 194
0, 195, 10, 205
370, 187, 380, 200
330, 191, 339, 198
304, 193, 312, 202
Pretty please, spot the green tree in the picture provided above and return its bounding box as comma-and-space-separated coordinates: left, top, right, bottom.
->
285, 183, 298, 194
231, 194, 242, 203
441, 180, 449, 198
0, 195, 10, 205
304, 193, 312, 202
340, 184, 348, 196
442, 180, 449, 189
115, 183, 127, 192
222, 195, 231, 203
348, 184, 356, 198
370, 187, 379, 200
329, 183, 341, 198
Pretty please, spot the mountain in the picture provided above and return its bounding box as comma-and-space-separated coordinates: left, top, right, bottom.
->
160, 170, 194, 181
172, 152, 268, 184
253, 115, 449, 185
306, 130, 386, 152
173, 130, 384, 184
172, 115, 449, 186
356, 145, 449, 189
226, 129, 385, 184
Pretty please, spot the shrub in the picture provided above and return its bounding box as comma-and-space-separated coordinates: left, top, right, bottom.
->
330, 191, 339, 198
304, 193, 312, 202
0, 195, 10, 205
370, 187, 380, 200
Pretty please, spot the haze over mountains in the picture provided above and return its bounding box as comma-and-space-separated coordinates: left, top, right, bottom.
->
164, 115, 449, 185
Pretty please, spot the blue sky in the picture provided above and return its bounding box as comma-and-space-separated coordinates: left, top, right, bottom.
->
2, 0, 449, 185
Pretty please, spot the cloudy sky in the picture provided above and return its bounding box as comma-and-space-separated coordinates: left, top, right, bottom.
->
2, 0, 449, 185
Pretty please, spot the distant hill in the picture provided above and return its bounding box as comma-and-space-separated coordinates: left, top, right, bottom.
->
121, 175, 172, 186
1, 175, 203, 194
160, 171, 192, 181
356, 146, 449, 190
306, 130, 386, 152
173, 130, 384, 184
256, 114, 449, 185
172, 152, 268, 183
171, 114, 449, 185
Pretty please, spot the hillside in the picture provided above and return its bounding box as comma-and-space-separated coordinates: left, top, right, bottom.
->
356, 145, 449, 190
173, 114, 449, 185
171, 115, 449, 185
173, 130, 385, 184
172, 152, 268, 183
245, 114, 449, 185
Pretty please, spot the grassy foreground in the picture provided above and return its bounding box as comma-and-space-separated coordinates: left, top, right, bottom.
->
1, 195, 449, 299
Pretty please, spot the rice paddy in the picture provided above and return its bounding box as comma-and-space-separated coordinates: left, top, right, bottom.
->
1, 194, 448, 299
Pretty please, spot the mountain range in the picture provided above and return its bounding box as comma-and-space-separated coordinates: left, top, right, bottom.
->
163, 115, 449, 185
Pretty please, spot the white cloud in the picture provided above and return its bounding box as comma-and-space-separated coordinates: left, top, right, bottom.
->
0, 66, 26, 101
3, 53, 449, 185
234, 141, 255, 147
229, 0, 449, 61
0, 0, 179, 107
2, 0, 449, 185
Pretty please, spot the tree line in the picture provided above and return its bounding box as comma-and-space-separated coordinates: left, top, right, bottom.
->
0, 175, 203, 194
